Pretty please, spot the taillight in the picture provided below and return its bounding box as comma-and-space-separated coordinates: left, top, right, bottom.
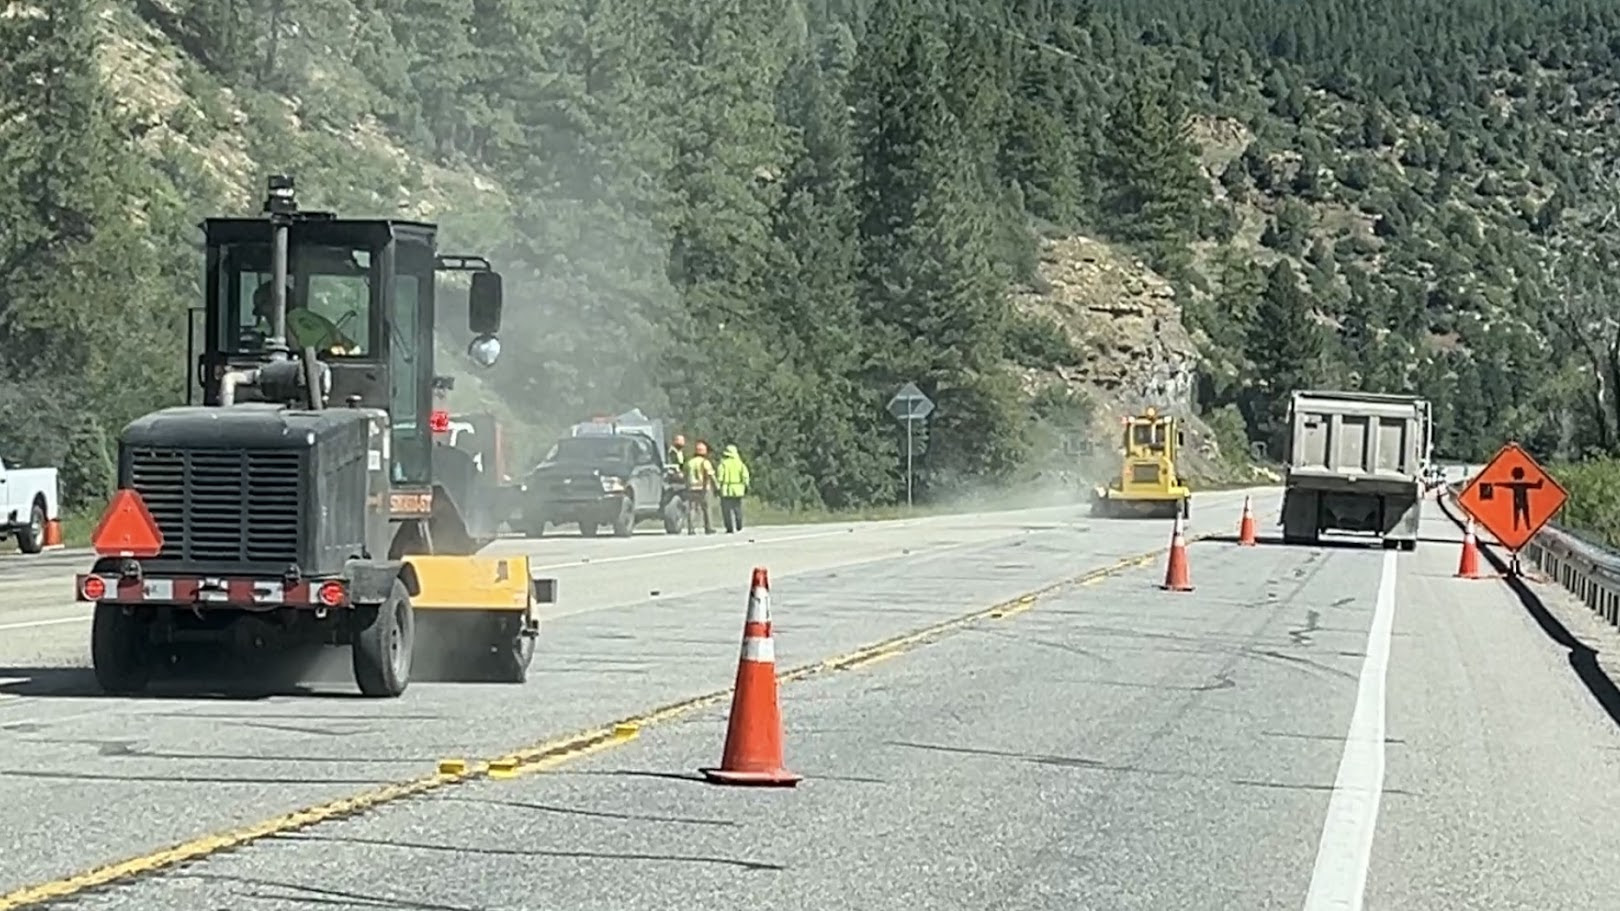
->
81, 576, 107, 600
317, 580, 346, 607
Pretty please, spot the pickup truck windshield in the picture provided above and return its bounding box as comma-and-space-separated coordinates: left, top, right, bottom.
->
545, 437, 633, 463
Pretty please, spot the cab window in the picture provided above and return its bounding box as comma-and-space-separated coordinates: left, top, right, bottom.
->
1131, 422, 1167, 450
390, 269, 429, 485
218, 243, 374, 356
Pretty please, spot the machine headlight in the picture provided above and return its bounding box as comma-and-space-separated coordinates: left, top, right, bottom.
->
601, 476, 625, 492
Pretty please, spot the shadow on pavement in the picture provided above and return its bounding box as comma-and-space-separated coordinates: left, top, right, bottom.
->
1199, 533, 1381, 551
1199, 532, 1460, 550
0, 661, 371, 701
1437, 497, 1620, 730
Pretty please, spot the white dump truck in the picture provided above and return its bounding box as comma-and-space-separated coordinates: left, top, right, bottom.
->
1280, 390, 1432, 550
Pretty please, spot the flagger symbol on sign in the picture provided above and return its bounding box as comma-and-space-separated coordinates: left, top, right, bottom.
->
1477, 465, 1544, 533
1456, 442, 1568, 556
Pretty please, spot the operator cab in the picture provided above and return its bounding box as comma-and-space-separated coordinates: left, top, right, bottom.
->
1123, 408, 1185, 454
193, 176, 504, 491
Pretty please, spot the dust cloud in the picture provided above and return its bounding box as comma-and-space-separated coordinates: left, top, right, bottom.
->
434, 200, 679, 471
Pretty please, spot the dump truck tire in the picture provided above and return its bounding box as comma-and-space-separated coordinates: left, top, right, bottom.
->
92, 604, 152, 695
663, 500, 682, 534
352, 578, 414, 698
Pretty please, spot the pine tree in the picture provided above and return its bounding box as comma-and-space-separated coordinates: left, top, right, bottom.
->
853, 0, 1029, 489
770, 24, 894, 507
0, 0, 177, 436
1096, 75, 1208, 269
1245, 260, 1324, 448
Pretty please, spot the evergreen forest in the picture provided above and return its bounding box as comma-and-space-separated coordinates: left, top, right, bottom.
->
7, 0, 1620, 538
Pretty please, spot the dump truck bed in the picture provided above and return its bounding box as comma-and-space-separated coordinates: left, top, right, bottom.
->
1285, 390, 1429, 494
1281, 389, 1431, 548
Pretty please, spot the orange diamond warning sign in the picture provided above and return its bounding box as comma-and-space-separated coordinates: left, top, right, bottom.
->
1456, 442, 1567, 552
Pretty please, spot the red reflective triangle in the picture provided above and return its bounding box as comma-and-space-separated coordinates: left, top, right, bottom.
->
91, 489, 165, 557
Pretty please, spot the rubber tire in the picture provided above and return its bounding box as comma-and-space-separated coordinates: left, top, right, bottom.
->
662, 500, 683, 534
91, 604, 151, 695
352, 579, 414, 698
579, 521, 599, 538
16, 499, 44, 555
612, 499, 634, 537
493, 625, 536, 683
1400, 539, 1417, 552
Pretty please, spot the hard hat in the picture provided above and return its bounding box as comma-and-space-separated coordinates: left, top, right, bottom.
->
695, 441, 708, 456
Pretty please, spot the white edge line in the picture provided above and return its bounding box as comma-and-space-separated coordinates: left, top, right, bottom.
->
0, 527, 950, 632
523, 527, 850, 572
542, 532, 993, 621
0, 616, 88, 632
0, 493, 1261, 631
1302, 548, 1397, 911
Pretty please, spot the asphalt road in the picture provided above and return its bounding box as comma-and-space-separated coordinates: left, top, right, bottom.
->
5, 485, 1620, 910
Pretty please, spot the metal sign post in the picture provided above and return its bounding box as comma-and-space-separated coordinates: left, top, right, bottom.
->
886, 382, 935, 508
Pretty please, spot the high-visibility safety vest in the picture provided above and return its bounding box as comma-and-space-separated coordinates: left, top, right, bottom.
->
715, 447, 750, 498
685, 455, 715, 489
261, 309, 357, 354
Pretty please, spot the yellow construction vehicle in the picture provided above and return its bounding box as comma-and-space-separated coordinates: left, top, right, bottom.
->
1089, 407, 1191, 519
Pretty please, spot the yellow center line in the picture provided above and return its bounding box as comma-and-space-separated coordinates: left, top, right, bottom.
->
0, 532, 1212, 909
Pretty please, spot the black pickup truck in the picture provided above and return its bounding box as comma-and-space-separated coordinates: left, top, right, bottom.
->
515, 431, 685, 537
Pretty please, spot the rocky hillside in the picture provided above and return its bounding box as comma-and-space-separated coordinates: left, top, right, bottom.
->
1011, 235, 1264, 487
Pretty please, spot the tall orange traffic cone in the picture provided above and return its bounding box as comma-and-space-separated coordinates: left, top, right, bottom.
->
1237, 495, 1257, 546
42, 518, 63, 550
1161, 514, 1194, 591
1456, 517, 1489, 579
700, 567, 802, 787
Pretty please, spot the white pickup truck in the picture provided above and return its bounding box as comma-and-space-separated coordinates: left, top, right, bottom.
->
0, 457, 60, 553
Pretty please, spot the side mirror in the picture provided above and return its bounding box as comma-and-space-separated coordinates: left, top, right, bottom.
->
469, 271, 503, 335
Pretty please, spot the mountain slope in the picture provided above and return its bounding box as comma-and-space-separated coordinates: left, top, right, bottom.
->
4, 0, 1619, 513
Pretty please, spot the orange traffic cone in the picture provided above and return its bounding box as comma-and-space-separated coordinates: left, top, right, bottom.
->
42, 518, 63, 550
1237, 495, 1257, 546
1456, 517, 1489, 579
700, 567, 802, 787
1161, 514, 1194, 591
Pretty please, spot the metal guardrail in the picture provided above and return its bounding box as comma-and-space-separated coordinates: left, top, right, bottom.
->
1443, 478, 1620, 627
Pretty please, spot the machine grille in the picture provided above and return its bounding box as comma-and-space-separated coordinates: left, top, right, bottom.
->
1130, 463, 1161, 484
128, 448, 302, 564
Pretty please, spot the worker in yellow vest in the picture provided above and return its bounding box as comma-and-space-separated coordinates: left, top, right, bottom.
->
715, 443, 751, 533
683, 441, 717, 535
